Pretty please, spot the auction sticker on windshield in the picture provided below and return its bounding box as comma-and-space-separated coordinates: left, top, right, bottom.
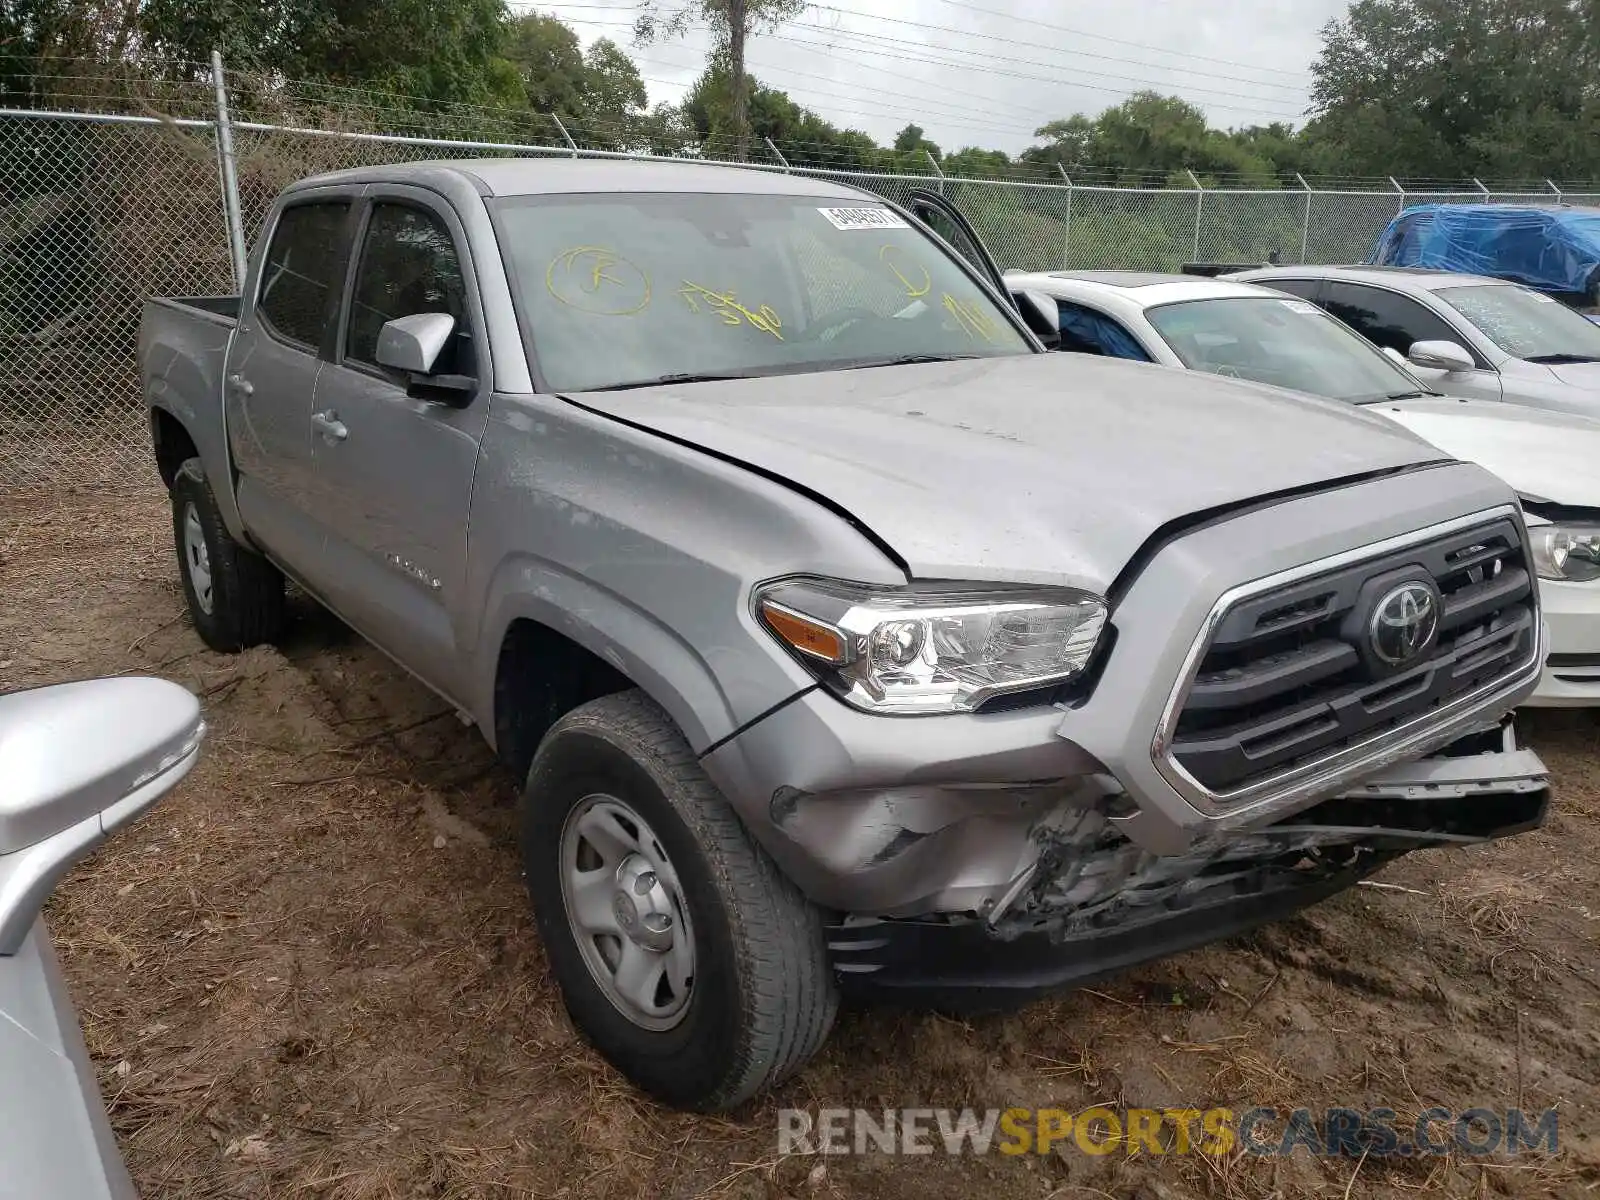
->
818, 206, 910, 230
1279, 299, 1320, 315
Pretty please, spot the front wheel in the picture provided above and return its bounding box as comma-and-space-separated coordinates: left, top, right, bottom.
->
520, 691, 837, 1111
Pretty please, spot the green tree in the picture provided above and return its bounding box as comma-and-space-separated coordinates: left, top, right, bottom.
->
1021, 93, 1285, 186
1307, 0, 1600, 179
942, 146, 1011, 177
1022, 115, 1097, 175
502, 11, 588, 115
134, 0, 518, 105
634, 0, 805, 160
683, 61, 878, 167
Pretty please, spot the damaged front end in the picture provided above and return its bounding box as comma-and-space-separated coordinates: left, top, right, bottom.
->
825, 718, 1549, 1007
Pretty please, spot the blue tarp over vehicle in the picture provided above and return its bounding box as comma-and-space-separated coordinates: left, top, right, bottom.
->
1370, 203, 1600, 302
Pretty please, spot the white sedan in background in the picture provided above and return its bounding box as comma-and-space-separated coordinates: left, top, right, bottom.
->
1005, 269, 1600, 706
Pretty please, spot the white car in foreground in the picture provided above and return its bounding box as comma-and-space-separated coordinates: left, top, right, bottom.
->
1005, 269, 1600, 706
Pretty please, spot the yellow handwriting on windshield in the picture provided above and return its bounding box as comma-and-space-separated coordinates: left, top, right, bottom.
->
880, 244, 931, 298
943, 293, 1001, 342
546, 246, 651, 316
678, 281, 784, 340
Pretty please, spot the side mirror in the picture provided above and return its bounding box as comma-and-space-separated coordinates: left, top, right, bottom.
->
1010, 289, 1062, 350
1407, 340, 1475, 373
376, 312, 457, 375
0, 677, 203, 954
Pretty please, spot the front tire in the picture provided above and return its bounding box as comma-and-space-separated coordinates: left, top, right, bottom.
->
169, 457, 286, 653
521, 691, 837, 1111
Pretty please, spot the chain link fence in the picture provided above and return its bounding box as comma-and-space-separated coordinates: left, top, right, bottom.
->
7, 85, 1600, 491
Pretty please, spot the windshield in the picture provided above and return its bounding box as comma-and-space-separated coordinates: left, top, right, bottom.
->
491, 192, 1032, 391
1433, 283, 1600, 362
1144, 295, 1426, 403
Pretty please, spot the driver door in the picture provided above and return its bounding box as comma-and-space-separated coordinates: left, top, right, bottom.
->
904, 189, 1010, 296
904, 189, 1059, 345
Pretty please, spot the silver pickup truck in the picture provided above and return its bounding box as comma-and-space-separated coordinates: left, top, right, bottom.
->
141, 158, 1551, 1112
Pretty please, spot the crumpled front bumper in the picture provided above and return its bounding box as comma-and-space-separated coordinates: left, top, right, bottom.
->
700, 472, 1550, 922
701, 684, 1549, 920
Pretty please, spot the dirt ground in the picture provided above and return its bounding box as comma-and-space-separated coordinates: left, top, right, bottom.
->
3, 485, 1598, 1200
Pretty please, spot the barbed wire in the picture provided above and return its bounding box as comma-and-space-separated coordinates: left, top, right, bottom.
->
5, 55, 1600, 194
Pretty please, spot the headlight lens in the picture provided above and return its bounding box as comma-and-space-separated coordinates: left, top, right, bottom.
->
1527, 523, 1600, 582
755, 578, 1108, 714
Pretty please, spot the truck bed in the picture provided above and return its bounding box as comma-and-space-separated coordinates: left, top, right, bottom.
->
148, 295, 242, 324
140, 296, 243, 530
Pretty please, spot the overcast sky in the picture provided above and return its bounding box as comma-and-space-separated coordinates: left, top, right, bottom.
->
518, 0, 1349, 154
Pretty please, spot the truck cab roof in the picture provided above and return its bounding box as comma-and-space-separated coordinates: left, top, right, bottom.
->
290, 157, 878, 201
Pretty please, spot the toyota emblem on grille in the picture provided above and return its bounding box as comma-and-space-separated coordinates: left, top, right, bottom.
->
1369, 581, 1439, 665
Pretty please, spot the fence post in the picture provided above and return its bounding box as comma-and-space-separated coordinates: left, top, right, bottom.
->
764, 136, 790, 172
1057, 164, 1073, 269
926, 149, 945, 196
210, 50, 247, 290
550, 113, 578, 157
1389, 176, 1405, 216
1187, 168, 1203, 261
1295, 172, 1312, 263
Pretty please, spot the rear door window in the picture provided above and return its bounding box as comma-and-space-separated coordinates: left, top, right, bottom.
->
1259, 278, 1321, 302
257, 202, 351, 350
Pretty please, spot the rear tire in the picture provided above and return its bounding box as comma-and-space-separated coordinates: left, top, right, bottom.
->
520, 690, 837, 1111
169, 457, 286, 653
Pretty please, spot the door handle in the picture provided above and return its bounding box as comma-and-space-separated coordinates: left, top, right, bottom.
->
311, 410, 348, 442
227, 373, 254, 396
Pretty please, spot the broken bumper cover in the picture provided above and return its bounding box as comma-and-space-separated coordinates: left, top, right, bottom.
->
827, 734, 1550, 1005
701, 658, 1549, 919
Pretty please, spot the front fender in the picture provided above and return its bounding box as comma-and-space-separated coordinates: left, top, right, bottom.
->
472, 554, 798, 756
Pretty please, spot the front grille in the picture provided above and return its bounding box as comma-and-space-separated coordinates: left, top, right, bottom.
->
1168, 518, 1536, 797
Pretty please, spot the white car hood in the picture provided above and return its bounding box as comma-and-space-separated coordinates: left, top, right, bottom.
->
1375, 396, 1600, 506
1544, 360, 1600, 389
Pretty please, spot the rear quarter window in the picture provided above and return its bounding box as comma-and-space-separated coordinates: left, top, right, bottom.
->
257, 202, 351, 348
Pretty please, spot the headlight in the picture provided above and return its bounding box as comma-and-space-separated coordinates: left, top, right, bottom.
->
754, 577, 1108, 714
1527, 523, 1600, 582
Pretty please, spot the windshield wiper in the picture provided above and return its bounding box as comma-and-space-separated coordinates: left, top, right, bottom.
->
1384, 389, 1432, 400
587, 371, 765, 392
845, 353, 981, 369
1524, 353, 1600, 365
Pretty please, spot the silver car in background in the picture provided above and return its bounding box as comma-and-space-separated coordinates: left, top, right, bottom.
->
1229, 264, 1600, 419
0, 676, 205, 1199
1004, 269, 1600, 706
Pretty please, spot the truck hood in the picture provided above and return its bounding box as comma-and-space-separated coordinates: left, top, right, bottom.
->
565, 355, 1449, 592
1374, 396, 1600, 507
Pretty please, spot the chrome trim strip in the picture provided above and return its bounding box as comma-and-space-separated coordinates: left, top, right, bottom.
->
1151, 504, 1543, 821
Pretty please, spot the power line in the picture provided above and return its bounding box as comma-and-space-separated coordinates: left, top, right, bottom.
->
921, 0, 1312, 81
625, 43, 1063, 131
778, 23, 1308, 114
635, 71, 1048, 140
548, 11, 1307, 122
770, 27, 1306, 120
530, 1, 1311, 93
802, 3, 1310, 93
534, 5, 1309, 118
